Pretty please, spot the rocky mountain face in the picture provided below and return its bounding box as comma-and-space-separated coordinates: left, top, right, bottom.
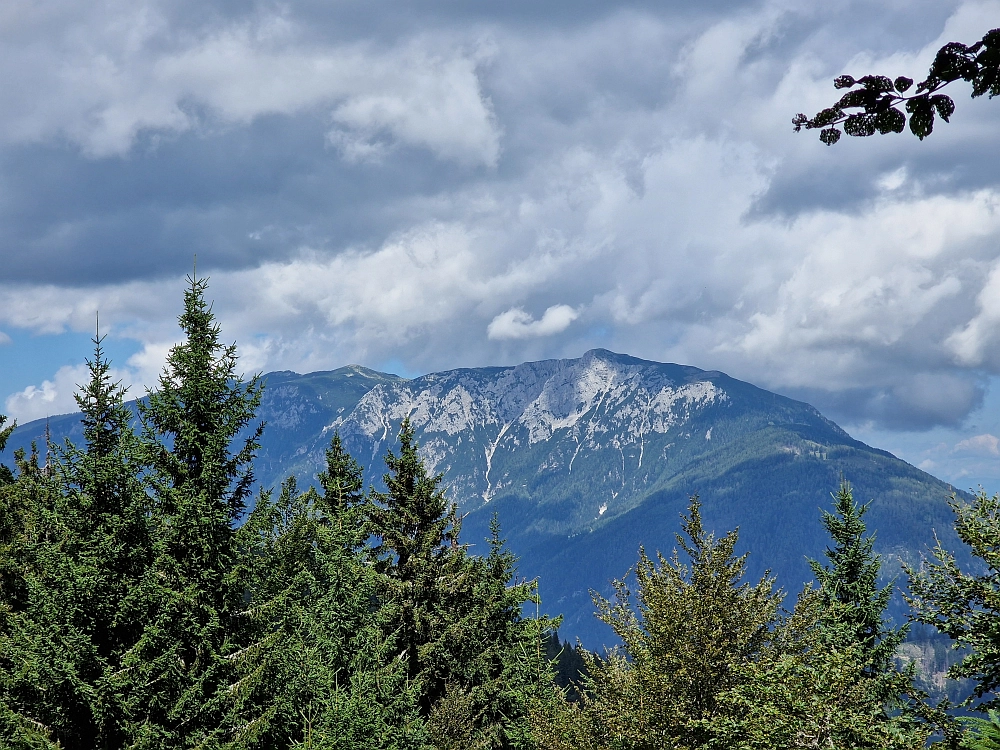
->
336, 351, 731, 531
7, 349, 968, 646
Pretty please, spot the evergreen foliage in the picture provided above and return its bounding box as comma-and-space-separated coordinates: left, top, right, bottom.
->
809, 481, 912, 703
226, 441, 425, 750
533, 497, 929, 750
369, 419, 555, 748
317, 432, 366, 523
6, 276, 1000, 749
712, 589, 927, 750
368, 418, 464, 707
960, 710, 1000, 749
122, 272, 264, 747
908, 490, 1000, 711
571, 497, 782, 749
61, 332, 154, 747
0, 415, 14, 486
0, 443, 81, 749
543, 634, 587, 701
0, 333, 153, 749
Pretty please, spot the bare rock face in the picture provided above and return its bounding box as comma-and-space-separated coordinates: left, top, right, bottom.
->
330, 350, 738, 531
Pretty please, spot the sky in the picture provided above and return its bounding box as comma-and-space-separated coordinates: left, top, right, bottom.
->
1, 0, 1000, 490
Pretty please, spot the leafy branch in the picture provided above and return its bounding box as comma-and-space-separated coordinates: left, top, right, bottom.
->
793, 28, 1000, 144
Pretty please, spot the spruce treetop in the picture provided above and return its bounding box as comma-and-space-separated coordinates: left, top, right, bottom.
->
370, 417, 461, 574
809, 480, 905, 682
142, 271, 264, 519
317, 432, 364, 514
0, 415, 14, 486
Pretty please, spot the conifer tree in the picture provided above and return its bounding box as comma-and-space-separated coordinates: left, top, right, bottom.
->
0, 414, 14, 485
1, 333, 156, 748
537, 497, 929, 750
712, 587, 928, 750
369, 420, 556, 748
317, 433, 365, 517
0, 443, 70, 750
809, 480, 908, 687
61, 332, 153, 747
227, 438, 425, 750
121, 272, 264, 748
425, 515, 558, 750
0, 414, 23, 614
576, 497, 782, 750
908, 490, 1000, 712
368, 418, 465, 712
316, 432, 369, 551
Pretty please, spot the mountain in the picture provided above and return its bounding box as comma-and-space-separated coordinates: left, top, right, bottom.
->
5, 349, 968, 646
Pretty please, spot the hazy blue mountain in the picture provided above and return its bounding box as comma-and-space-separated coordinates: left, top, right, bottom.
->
5, 349, 968, 646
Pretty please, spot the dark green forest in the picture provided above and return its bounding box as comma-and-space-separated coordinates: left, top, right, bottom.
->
3, 277, 1000, 749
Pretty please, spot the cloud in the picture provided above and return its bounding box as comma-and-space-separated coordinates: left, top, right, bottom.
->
0, 5, 500, 165
5, 364, 91, 422
2, 0, 1000, 435
487, 305, 580, 340
0, 332, 10, 346
954, 433, 1000, 457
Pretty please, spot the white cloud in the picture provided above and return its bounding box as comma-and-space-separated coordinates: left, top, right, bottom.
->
955, 433, 1000, 457
2, 0, 1000, 435
487, 305, 579, 340
0, 4, 500, 165
947, 258, 1000, 368
0, 331, 9, 346
5, 364, 90, 422
876, 167, 908, 193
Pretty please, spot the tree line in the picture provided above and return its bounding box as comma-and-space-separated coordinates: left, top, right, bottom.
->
2, 276, 1000, 749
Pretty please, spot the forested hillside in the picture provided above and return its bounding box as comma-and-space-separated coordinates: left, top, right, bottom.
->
5, 278, 1000, 748
8, 351, 971, 646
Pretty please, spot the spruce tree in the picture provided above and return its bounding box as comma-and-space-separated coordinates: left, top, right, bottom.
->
61, 332, 153, 747
809, 480, 908, 686
368, 418, 464, 713
423, 514, 556, 750
227, 439, 425, 750
908, 490, 1000, 711
540, 497, 929, 750
317, 433, 365, 516
8, 332, 153, 748
369, 420, 555, 748
0, 414, 23, 614
1, 332, 158, 749
0, 414, 14, 485
711, 587, 928, 750
121, 272, 264, 748
0, 443, 75, 750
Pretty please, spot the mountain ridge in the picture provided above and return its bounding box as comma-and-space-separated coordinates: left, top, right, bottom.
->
5, 349, 967, 645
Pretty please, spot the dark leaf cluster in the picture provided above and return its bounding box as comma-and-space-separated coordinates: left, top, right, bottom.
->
793, 28, 1000, 144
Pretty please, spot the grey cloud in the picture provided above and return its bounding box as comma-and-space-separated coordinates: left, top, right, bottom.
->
0, 115, 496, 284
3, 0, 1000, 434
789, 374, 987, 432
